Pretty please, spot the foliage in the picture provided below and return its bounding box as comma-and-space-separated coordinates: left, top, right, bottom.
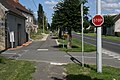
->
51, 0, 89, 33
102, 16, 115, 28
38, 3, 43, 28
115, 32, 120, 37
102, 16, 115, 35
65, 63, 120, 80
37, 4, 48, 32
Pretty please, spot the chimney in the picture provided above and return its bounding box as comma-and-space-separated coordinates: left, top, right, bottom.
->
13, 0, 19, 2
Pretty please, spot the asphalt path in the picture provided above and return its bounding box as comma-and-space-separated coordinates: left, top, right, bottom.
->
1, 33, 120, 80
72, 33, 120, 54
1, 35, 120, 79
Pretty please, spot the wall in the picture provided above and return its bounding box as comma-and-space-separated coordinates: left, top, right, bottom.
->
114, 19, 120, 32
0, 3, 6, 50
22, 12, 33, 40
6, 13, 26, 48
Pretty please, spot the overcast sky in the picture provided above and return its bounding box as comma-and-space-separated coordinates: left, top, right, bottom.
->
20, 0, 120, 23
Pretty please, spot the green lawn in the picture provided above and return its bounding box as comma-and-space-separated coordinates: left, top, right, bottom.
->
58, 38, 96, 52
0, 56, 35, 80
84, 33, 120, 41
65, 63, 120, 80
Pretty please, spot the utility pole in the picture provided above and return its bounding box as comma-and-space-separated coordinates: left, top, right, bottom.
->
96, 0, 102, 73
43, 12, 44, 33
81, 2, 84, 67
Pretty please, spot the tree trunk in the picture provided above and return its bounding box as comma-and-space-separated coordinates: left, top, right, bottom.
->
67, 27, 72, 49
58, 28, 62, 39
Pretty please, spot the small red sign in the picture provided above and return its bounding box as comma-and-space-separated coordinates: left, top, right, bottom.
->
92, 15, 104, 26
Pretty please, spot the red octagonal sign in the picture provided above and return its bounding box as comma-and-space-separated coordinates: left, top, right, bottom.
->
92, 15, 104, 26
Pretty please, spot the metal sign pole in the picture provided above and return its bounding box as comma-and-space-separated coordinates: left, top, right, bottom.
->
81, 3, 84, 67
96, 0, 102, 73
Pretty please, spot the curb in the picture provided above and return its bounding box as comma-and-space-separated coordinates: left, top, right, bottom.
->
55, 39, 60, 45
40, 34, 49, 41
8, 41, 32, 50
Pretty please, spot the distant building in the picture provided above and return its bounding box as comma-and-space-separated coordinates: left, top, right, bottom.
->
113, 14, 120, 33
0, 0, 35, 49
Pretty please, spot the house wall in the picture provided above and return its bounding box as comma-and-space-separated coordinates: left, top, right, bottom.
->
6, 13, 26, 48
114, 19, 120, 32
106, 27, 114, 36
22, 13, 33, 40
0, 3, 6, 50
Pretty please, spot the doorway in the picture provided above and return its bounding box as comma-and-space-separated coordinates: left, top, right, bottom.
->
17, 24, 21, 46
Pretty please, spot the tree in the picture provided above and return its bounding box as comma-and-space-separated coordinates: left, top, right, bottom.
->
102, 16, 115, 36
51, 0, 89, 48
38, 3, 43, 29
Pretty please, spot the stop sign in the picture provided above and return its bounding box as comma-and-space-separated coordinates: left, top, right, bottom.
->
92, 15, 104, 26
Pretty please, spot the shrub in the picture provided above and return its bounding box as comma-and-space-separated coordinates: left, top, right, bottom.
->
115, 32, 120, 37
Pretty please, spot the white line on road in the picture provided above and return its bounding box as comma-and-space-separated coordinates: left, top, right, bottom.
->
50, 62, 68, 66
1, 52, 16, 55
18, 59, 69, 65
37, 49, 48, 51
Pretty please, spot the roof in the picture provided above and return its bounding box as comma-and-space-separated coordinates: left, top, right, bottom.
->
7, 0, 33, 15
113, 14, 120, 22
0, 0, 32, 18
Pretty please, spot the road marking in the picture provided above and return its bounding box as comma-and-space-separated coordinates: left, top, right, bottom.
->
78, 36, 120, 60
1, 52, 16, 55
18, 59, 69, 65
50, 62, 68, 66
103, 49, 120, 60
37, 49, 48, 51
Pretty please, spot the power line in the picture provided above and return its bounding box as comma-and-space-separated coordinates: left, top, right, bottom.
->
32, 0, 37, 9
24, 0, 35, 11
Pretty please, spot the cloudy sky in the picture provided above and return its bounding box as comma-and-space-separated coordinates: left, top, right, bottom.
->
20, 0, 120, 23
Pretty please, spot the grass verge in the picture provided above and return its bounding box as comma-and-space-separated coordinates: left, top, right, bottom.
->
65, 63, 120, 80
58, 38, 96, 52
84, 33, 120, 41
0, 56, 35, 80
30, 29, 43, 40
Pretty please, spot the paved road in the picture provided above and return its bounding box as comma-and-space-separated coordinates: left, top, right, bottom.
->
72, 33, 120, 54
1, 35, 120, 80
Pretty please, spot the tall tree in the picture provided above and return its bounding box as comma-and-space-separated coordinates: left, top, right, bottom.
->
52, 0, 89, 48
38, 3, 43, 29
102, 16, 115, 36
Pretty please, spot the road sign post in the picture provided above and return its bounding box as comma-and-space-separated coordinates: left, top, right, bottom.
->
92, 15, 104, 27
92, 0, 104, 73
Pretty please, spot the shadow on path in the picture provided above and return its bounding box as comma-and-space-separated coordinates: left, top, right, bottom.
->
66, 51, 96, 71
